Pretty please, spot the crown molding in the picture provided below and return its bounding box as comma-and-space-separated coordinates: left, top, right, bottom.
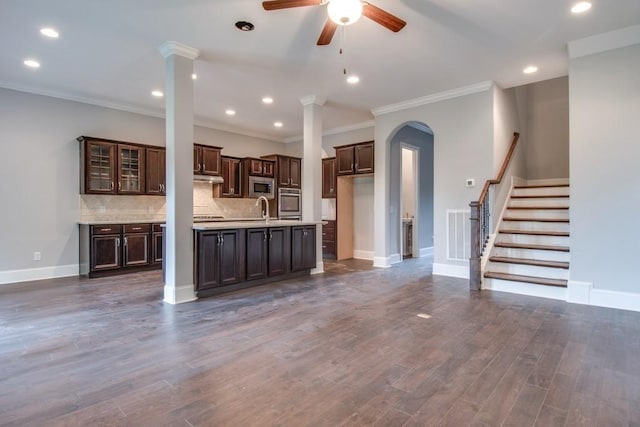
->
371, 81, 493, 116
158, 41, 200, 59
568, 24, 640, 59
283, 120, 374, 144
299, 95, 327, 106
0, 82, 286, 143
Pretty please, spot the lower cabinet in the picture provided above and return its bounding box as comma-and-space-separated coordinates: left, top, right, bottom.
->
80, 223, 162, 277
196, 229, 246, 291
292, 225, 317, 271
194, 224, 315, 296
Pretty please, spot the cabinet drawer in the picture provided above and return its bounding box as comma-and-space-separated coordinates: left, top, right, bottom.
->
322, 220, 336, 230
91, 225, 122, 235
322, 228, 335, 241
153, 224, 164, 232
124, 224, 150, 233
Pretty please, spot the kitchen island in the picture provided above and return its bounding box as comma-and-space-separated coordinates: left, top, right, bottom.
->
192, 220, 322, 298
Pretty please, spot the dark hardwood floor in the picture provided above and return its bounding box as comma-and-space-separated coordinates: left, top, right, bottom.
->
1, 258, 639, 426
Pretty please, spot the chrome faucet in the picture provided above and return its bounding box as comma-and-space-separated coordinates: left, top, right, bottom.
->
256, 196, 270, 222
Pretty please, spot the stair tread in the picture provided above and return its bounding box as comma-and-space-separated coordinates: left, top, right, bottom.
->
499, 229, 570, 236
489, 256, 569, 269
503, 217, 569, 223
494, 242, 570, 252
508, 206, 569, 210
511, 195, 570, 199
514, 184, 569, 189
484, 271, 568, 287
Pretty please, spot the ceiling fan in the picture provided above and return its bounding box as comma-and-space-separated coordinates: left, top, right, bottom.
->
262, 0, 406, 46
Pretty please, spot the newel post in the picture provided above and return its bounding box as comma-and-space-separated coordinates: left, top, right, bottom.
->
469, 201, 481, 291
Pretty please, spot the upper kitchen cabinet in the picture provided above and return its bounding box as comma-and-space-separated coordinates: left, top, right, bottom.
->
146, 147, 166, 195
335, 141, 374, 176
79, 136, 149, 195
322, 157, 336, 198
262, 155, 301, 188
221, 156, 242, 198
193, 144, 222, 176
80, 137, 117, 194
244, 158, 275, 178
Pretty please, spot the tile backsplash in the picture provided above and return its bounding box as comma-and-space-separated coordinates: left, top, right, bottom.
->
80, 182, 262, 222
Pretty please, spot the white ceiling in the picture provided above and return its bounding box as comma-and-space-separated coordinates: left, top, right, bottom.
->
1, 0, 639, 142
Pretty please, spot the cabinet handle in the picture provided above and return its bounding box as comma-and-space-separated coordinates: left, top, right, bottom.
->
203, 162, 206, 170
217, 235, 221, 246
132, 227, 141, 231
269, 231, 273, 240
116, 237, 120, 247
355, 163, 359, 170
100, 228, 111, 232
118, 182, 122, 191
264, 231, 267, 242
221, 236, 224, 245
351, 163, 354, 170
124, 237, 128, 246
110, 182, 114, 190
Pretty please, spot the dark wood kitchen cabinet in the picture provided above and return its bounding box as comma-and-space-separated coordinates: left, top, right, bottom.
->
146, 147, 166, 195
245, 227, 290, 280
79, 136, 167, 195
196, 229, 245, 291
322, 157, 336, 198
80, 223, 162, 277
292, 225, 316, 271
262, 155, 301, 188
244, 158, 275, 177
335, 141, 374, 176
221, 156, 242, 197
322, 220, 336, 259
193, 144, 222, 176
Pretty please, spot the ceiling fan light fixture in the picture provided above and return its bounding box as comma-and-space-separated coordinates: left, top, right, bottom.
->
327, 0, 363, 26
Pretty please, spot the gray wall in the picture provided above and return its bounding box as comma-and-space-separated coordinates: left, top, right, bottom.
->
569, 43, 640, 294
0, 88, 286, 277
374, 89, 493, 268
522, 77, 570, 179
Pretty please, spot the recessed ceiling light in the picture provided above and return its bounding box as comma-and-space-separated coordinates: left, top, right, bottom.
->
192, 73, 197, 80
274, 121, 283, 128
24, 59, 40, 69
523, 65, 538, 74
346, 75, 360, 84
151, 90, 164, 98
40, 27, 59, 38
262, 97, 274, 104
571, 2, 592, 14
225, 109, 236, 116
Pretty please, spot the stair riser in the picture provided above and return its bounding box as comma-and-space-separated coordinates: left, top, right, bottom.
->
483, 278, 568, 300
486, 262, 569, 279
504, 209, 569, 219
501, 221, 569, 232
509, 199, 570, 208
525, 178, 570, 186
512, 186, 570, 197
496, 234, 569, 246
492, 247, 570, 262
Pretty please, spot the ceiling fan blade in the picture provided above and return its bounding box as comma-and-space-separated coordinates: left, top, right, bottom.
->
317, 19, 338, 45
262, 0, 322, 11
362, 2, 406, 32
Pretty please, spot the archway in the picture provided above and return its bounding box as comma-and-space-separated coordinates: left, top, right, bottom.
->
387, 122, 434, 263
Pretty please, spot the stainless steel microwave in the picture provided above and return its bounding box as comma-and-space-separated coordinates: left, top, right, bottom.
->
248, 176, 275, 199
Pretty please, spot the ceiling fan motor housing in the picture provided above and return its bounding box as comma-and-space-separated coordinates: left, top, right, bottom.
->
327, 0, 363, 25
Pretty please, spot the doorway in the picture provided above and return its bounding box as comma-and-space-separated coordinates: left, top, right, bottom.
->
401, 145, 418, 260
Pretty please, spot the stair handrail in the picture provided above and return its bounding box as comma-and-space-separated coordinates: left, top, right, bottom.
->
469, 132, 520, 290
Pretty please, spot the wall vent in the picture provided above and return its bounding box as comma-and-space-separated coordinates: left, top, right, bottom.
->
447, 209, 470, 261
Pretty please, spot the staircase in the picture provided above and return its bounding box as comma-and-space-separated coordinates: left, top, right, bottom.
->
483, 179, 570, 300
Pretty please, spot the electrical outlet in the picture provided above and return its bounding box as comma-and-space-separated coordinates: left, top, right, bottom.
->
99, 206, 106, 213
33, 252, 41, 261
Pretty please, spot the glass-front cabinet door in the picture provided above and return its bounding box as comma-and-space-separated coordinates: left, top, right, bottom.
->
117, 144, 145, 194
86, 141, 116, 194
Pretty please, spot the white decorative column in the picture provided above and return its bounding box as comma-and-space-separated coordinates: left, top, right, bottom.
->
300, 95, 325, 274
159, 41, 199, 304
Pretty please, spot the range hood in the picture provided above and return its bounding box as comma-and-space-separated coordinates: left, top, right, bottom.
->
193, 174, 224, 184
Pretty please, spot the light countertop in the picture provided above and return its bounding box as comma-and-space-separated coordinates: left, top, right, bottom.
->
192, 220, 324, 230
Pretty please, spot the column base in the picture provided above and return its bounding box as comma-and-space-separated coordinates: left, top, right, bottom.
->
163, 284, 198, 304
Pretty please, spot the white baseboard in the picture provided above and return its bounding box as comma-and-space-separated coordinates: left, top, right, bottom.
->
163, 284, 198, 304
390, 253, 401, 265
311, 260, 325, 275
373, 256, 391, 268
567, 280, 592, 304
0, 264, 78, 285
589, 288, 640, 312
419, 247, 433, 257
433, 263, 469, 279
353, 250, 374, 261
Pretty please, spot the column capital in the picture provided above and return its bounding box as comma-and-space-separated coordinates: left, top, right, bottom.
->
300, 95, 326, 106
158, 41, 200, 60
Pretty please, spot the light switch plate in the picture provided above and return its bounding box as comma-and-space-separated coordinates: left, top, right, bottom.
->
466, 178, 475, 188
